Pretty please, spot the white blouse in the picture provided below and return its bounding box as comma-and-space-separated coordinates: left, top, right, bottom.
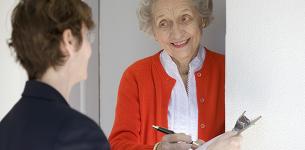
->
160, 45, 205, 141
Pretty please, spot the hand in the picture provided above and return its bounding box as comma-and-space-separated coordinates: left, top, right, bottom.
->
207, 131, 242, 150
156, 133, 192, 150
191, 139, 205, 149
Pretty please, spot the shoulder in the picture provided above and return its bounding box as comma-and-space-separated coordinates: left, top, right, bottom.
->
121, 51, 161, 79
127, 52, 159, 72
205, 48, 225, 69
54, 108, 110, 150
62, 108, 100, 130
58, 108, 103, 136
206, 48, 225, 64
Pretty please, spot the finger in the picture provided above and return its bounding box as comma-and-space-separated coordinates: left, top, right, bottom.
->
228, 136, 242, 147
172, 143, 192, 150
194, 139, 205, 145
219, 131, 238, 140
191, 139, 205, 149
162, 133, 192, 143
233, 134, 243, 139
159, 142, 192, 150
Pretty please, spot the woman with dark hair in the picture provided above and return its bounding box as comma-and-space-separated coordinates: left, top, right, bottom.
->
0, 0, 109, 149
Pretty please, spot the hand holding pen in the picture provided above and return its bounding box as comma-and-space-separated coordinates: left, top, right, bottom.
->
152, 125, 204, 150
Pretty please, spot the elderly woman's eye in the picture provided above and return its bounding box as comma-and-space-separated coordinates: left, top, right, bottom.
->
159, 20, 169, 28
181, 15, 192, 23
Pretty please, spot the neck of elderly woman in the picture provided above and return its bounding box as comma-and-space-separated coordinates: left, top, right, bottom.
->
171, 48, 199, 76
172, 57, 190, 75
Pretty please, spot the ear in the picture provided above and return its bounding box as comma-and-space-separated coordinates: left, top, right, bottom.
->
152, 30, 159, 42
60, 29, 76, 58
200, 18, 206, 29
153, 34, 158, 42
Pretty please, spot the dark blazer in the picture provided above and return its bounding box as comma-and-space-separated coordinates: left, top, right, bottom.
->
0, 80, 110, 150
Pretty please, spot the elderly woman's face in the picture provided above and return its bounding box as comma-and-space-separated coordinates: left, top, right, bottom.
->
152, 0, 202, 62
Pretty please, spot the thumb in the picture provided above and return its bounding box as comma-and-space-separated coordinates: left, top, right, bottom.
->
191, 139, 205, 149
219, 131, 238, 139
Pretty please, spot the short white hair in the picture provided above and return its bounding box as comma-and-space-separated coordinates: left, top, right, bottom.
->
137, 0, 213, 35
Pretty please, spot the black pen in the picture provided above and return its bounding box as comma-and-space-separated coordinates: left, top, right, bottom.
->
152, 125, 175, 134
152, 125, 200, 146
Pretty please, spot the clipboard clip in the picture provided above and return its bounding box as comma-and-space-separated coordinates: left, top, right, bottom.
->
233, 111, 262, 135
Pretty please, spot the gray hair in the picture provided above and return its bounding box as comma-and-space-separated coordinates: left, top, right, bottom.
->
137, 0, 213, 35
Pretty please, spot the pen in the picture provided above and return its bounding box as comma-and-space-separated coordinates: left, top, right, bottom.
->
152, 125, 175, 134
152, 125, 200, 147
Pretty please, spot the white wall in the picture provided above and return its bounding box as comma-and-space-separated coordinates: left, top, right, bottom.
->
99, 0, 226, 136
0, 0, 27, 121
226, 0, 305, 149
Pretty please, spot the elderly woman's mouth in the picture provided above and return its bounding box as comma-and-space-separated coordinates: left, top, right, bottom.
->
171, 38, 190, 48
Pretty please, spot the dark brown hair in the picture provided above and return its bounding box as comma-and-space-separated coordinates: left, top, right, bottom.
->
9, 0, 94, 80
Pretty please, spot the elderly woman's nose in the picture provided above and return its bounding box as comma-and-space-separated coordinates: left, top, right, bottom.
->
170, 24, 185, 40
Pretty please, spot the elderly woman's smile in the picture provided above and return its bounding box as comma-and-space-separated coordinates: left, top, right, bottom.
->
171, 38, 190, 48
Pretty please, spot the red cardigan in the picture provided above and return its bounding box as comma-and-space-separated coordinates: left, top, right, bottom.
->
109, 49, 225, 150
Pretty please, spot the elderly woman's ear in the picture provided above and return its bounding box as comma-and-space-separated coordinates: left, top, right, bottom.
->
201, 18, 207, 29
153, 31, 159, 42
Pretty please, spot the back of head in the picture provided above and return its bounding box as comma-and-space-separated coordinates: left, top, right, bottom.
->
9, 0, 94, 80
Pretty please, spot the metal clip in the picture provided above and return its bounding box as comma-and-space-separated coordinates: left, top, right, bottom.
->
233, 111, 262, 135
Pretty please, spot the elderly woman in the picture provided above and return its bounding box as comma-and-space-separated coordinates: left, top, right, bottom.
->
109, 0, 241, 150
0, 0, 109, 149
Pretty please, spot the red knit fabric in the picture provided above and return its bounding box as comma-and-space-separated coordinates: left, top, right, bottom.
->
109, 48, 225, 150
